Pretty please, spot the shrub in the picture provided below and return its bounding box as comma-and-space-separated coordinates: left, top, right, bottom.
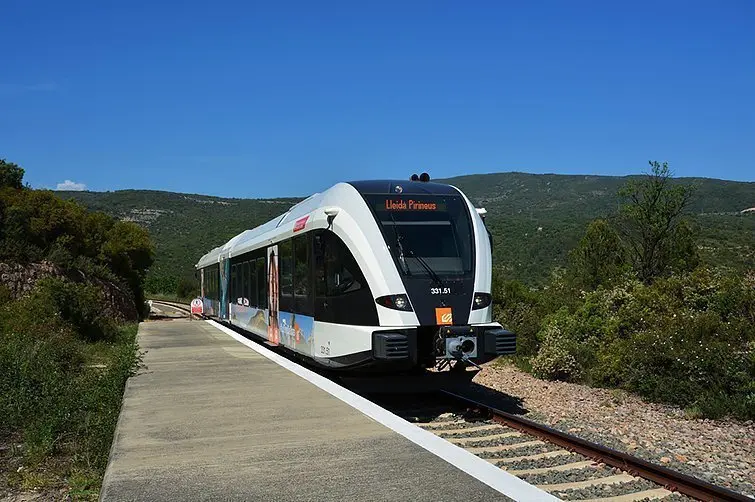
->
145, 275, 178, 295
531, 320, 581, 380
176, 277, 198, 300
0, 174, 154, 317
0, 297, 83, 436
567, 219, 628, 289
0, 288, 140, 475
29, 278, 119, 343
528, 268, 755, 420
492, 276, 545, 357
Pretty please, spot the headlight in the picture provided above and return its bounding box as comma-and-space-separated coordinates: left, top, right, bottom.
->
472, 292, 492, 310
375, 294, 413, 311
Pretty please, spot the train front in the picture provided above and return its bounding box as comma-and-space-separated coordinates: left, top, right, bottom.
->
355, 180, 516, 371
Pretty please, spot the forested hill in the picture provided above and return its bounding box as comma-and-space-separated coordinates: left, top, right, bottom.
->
58, 172, 754, 286
58, 190, 301, 285
442, 172, 754, 283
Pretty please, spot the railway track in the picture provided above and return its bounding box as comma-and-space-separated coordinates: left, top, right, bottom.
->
148, 299, 194, 317
367, 391, 751, 502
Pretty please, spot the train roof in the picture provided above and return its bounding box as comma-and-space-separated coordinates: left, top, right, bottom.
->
194, 179, 464, 269
347, 179, 459, 195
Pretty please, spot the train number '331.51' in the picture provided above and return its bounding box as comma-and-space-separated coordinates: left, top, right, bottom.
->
430, 287, 451, 295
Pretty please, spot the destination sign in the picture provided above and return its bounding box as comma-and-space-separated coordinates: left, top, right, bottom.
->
380, 199, 446, 211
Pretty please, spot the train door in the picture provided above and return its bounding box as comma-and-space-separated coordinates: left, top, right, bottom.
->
219, 258, 230, 319
267, 246, 279, 344
200, 268, 204, 299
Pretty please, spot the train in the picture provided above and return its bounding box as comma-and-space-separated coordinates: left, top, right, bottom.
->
195, 175, 516, 373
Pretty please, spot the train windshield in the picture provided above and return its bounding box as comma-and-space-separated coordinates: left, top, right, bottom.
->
365, 194, 474, 277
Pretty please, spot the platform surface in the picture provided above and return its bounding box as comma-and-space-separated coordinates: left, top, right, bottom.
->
100, 319, 512, 501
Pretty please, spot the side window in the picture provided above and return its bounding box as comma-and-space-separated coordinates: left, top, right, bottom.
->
241, 261, 247, 305
293, 234, 312, 315
240, 262, 246, 304
231, 264, 238, 303
313, 230, 376, 326
246, 261, 256, 307
279, 239, 293, 311
257, 257, 267, 309
324, 236, 362, 296
314, 233, 327, 297
237, 264, 242, 303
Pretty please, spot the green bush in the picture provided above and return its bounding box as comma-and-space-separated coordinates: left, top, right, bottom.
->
0, 284, 140, 480
525, 268, 755, 420
145, 274, 179, 295
531, 319, 581, 380
29, 278, 119, 343
0, 175, 155, 317
176, 277, 198, 300
492, 275, 546, 358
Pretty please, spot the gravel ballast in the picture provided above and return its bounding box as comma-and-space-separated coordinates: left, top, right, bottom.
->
506, 453, 583, 471
555, 478, 660, 500
473, 362, 755, 497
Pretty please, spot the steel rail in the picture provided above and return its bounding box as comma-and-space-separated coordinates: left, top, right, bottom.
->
440, 389, 751, 502
148, 300, 196, 315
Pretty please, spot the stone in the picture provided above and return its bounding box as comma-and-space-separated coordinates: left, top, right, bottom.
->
0, 261, 138, 321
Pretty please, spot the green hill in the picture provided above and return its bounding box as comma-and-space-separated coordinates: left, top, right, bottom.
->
59, 172, 754, 286
443, 172, 755, 283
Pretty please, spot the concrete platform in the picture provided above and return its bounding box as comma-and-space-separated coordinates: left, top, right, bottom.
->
100, 319, 516, 502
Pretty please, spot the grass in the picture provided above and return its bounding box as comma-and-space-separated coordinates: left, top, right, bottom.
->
0, 308, 140, 499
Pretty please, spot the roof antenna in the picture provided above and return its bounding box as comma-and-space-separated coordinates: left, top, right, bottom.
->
410, 174, 419, 181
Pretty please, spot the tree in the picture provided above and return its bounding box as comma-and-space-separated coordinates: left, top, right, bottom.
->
663, 219, 699, 274
568, 219, 627, 289
102, 221, 155, 315
0, 159, 25, 189
176, 277, 198, 299
617, 161, 696, 283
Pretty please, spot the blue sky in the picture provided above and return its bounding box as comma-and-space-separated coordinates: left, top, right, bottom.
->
1, 0, 753, 197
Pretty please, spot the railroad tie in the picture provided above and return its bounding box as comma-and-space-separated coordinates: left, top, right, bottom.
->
466, 440, 545, 454
506, 460, 595, 475
488, 450, 573, 465
576, 488, 674, 502
417, 420, 466, 429
448, 432, 523, 444
537, 473, 635, 492
432, 423, 501, 435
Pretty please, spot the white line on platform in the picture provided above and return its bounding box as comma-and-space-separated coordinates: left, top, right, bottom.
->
207, 320, 558, 502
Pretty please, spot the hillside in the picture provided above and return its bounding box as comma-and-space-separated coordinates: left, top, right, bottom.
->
59, 172, 755, 285
443, 172, 755, 283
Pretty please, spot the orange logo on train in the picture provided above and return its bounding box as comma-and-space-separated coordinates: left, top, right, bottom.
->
435, 307, 453, 325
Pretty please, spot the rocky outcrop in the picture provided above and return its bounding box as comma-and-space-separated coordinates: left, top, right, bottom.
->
0, 261, 139, 321
90, 276, 139, 322
0, 261, 65, 298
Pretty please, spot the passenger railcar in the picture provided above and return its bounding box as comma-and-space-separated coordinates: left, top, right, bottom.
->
195, 177, 515, 372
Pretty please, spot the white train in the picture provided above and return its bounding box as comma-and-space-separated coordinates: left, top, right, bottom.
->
195, 176, 515, 372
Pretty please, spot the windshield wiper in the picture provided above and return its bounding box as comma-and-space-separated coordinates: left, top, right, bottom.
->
384, 213, 444, 285
407, 250, 444, 286
387, 211, 409, 274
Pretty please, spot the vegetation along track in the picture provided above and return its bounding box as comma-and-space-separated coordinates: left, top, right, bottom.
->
368, 391, 752, 502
